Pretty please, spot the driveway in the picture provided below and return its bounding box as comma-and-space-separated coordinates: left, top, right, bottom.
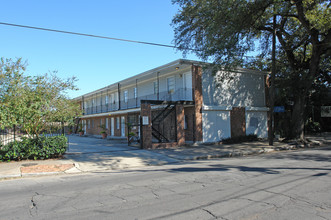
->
64, 135, 179, 172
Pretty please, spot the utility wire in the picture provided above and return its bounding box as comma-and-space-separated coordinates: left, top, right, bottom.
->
0, 21, 180, 49
0, 22, 269, 61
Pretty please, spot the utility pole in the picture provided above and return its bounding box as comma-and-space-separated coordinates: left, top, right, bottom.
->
268, 12, 276, 146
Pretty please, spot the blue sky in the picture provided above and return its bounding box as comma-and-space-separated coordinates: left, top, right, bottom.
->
0, 0, 199, 98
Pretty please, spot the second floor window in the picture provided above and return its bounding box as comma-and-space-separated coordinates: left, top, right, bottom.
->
105, 95, 108, 104
111, 94, 115, 104
134, 87, 137, 99
167, 77, 175, 94
124, 90, 128, 103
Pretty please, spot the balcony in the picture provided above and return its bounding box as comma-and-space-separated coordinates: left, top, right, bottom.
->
83, 88, 193, 115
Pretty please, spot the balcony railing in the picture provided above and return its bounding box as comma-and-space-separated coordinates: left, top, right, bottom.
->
83, 88, 193, 115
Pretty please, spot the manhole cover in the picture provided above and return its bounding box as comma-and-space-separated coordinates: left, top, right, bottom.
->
21, 163, 38, 167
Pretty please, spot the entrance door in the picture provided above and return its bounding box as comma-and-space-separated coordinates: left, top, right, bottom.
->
111, 118, 114, 136
121, 116, 125, 137
183, 72, 193, 100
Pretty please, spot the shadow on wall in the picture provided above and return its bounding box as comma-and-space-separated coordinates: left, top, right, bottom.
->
202, 69, 266, 107
202, 111, 231, 142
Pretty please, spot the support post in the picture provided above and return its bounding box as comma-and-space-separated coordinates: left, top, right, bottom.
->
140, 103, 152, 149
176, 104, 185, 146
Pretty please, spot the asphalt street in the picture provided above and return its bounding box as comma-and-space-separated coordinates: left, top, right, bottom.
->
0, 147, 330, 220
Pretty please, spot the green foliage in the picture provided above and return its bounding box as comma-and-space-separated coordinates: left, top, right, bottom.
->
99, 124, 107, 134
172, 0, 330, 138
0, 135, 68, 161
0, 58, 82, 136
221, 134, 259, 144
305, 118, 321, 133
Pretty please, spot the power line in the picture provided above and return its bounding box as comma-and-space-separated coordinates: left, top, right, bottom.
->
0, 21, 180, 49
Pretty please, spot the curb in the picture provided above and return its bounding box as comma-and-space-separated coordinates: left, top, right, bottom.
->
0, 140, 329, 181
0, 163, 81, 181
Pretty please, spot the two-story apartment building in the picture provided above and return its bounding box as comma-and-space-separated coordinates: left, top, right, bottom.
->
73, 59, 268, 148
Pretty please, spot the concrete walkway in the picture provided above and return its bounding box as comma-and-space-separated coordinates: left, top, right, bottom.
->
0, 133, 330, 180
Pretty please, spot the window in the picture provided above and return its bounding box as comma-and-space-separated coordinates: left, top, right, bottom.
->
100, 118, 102, 126
124, 90, 128, 103
134, 87, 137, 99
153, 81, 158, 95
111, 94, 115, 104
106, 118, 109, 129
167, 77, 175, 94
105, 96, 108, 104
92, 98, 95, 106
88, 120, 91, 129
92, 119, 94, 128
127, 115, 137, 125
117, 117, 120, 129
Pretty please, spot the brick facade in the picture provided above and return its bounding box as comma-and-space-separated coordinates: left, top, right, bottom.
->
83, 114, 127, 137
230, 107, 246, 137
184, 107, 195, 141
192, 65, 203, 142
141, 103, 152, 149
176, 104, 185, 146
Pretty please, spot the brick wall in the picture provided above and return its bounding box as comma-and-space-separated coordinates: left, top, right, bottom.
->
230, 107, 246, 137
184, 107, 195, 141
151, 109, 177, 142
192, 65, 203, 142
141, 103, 152, 149
83, 115, 127, 137
176, 104, 185, 146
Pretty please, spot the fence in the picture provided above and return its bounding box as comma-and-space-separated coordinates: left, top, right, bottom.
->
0, 125, 66, 146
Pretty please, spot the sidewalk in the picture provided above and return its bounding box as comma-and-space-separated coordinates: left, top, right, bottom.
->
0, 133, 330, 180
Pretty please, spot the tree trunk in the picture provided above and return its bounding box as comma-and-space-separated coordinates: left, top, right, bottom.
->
290, 94, 306, 140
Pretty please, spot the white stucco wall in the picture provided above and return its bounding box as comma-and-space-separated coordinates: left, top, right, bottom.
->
202, 69, 266, 107
202, 110, 231, 142
245, 109, 268, 138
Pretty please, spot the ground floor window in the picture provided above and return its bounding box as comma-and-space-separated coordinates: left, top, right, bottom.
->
106, 118, 109, 129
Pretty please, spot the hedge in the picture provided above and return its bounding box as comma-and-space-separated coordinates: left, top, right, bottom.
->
0, 135, 68, 161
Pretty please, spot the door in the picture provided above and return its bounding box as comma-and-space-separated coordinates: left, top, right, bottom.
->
183, 72, 193, 100
121, 116, 125, 137
111, 118, 114, 136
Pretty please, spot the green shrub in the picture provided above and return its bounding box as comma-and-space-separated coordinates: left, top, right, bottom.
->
0, 135, 68, 162
221, 134, 258, 144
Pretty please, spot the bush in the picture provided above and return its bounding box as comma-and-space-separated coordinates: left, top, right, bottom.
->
0, 135, 68, 161
220, 134, 259, 144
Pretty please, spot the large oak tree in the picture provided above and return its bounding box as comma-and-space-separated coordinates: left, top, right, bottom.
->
172, 0, 330, 139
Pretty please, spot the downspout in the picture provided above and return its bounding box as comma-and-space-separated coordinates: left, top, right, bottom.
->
157, 71, 160, 100
82, 96, 85, 115
136, 79, 138, 107
118, 83, 121, 110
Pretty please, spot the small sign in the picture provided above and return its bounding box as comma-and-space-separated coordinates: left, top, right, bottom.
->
274, 106, 285, 113
321, 106, 331, 117
142, 116, 149, 125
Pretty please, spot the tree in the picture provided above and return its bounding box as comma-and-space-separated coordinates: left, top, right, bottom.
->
0, 58, 82, 137
172, 0, 331, 139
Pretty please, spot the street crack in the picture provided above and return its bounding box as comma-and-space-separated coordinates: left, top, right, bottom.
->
29, 192, 39, 216
202, 208, 218, 219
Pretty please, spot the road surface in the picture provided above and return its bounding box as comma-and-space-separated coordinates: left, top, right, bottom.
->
0, 147, 330, 219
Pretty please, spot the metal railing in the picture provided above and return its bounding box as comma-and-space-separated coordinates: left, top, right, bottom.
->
1, 126, 66, 146
83, 88, 193, 115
